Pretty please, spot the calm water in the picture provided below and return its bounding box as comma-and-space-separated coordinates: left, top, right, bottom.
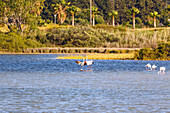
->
0, 54, 170, 112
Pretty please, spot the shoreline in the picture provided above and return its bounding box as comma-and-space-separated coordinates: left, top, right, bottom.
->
0, 47, 139, 55
1, 52, 169, 60
0, 52, 134, 60
0, 52, 61, 55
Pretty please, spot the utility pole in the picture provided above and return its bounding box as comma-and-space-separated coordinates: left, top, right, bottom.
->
54, 14, 56, 24
90, 0, 92, 25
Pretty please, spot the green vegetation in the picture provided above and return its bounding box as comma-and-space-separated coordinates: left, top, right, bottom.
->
150, 11, 160, 28
0, 0, 45, 34
68, 5, 81, 26
0, 32, 43, 52
52, 0, 70, 24
0, 0, 170, 60
36, 26, 170, 48
108, 10, 118, 27
134, 43, 170, 60
130, 7, 140, 29
41, 0, 170, 27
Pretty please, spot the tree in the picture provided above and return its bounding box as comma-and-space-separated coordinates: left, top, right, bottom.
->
0, 0, 44, 34
68, 6, 80, 26
130, 7, 140, 29
90, 0, 92, 25
108, 10, 118, 27
41, 0, 167, 26
150, 11, 159, 28
52, 0, 70, 24
92, 6, 99, 26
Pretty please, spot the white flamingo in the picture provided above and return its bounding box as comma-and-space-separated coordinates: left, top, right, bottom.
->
158, 67, 166, 74
152, 64, 157, 70
145, 63, 152, 70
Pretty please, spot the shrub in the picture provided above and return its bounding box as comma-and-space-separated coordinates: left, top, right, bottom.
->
0, 32, 43, 52
134, 43, 170, 60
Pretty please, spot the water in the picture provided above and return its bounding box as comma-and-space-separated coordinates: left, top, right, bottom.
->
0, 54, 170, 112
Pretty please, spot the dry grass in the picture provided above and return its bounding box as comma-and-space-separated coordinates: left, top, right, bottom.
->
57, 53, 134, 60
38, 24, 73, 30
0, 24, 10, 32
129, 27, 170, 31
1, 23, 169, 32
0, 23, 73, 32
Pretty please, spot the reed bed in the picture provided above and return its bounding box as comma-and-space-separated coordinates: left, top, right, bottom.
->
46, 26, 170, 48
57, 53, 134, 60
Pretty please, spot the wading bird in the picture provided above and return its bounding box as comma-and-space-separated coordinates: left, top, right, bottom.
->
152, 64, 157, 70
75, 60, 94, 70
158, 67, 165, 74
145, 63, 152, 70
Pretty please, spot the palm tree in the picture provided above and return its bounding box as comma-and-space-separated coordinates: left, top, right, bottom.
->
150, 11, 159, 28
92, 6, 98, 26
90, 0, 92, 25
52, 0, 70, 24
108, 10, 118, 27
130, 7, 140, 29
68, 6, 80, 26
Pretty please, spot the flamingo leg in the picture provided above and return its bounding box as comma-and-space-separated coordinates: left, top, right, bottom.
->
87, 65, 92, 69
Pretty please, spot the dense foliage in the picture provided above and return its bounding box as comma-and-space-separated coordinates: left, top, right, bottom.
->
34, 26, 170, 48
41, 0, 170, 27
0, 0, 45, 34
134, 42, 170, 60
0, 32, 43, 52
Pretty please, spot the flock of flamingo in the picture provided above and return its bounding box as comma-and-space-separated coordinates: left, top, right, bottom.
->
75, 55, 94, 71
75, 60, 94, 71
75, 56, 166, 74
145, 63, 166, 74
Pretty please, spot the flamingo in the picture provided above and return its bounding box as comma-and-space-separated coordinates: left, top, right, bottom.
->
75, 61, 84, 66
75, 60, 94, 70
158, 67, 166, 74
145, 63, 152, 70
152, 64, 157, 70
75, 60, 84, 70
